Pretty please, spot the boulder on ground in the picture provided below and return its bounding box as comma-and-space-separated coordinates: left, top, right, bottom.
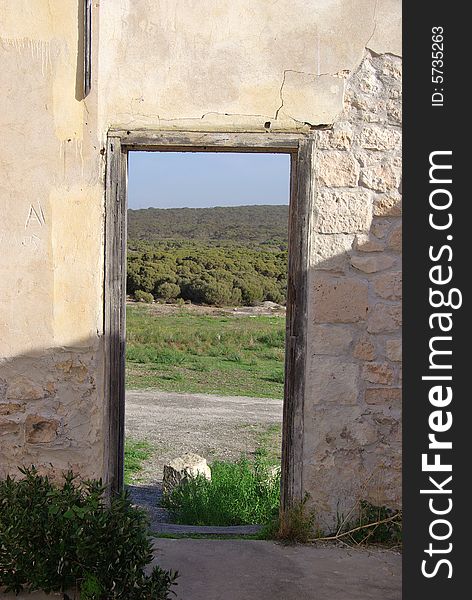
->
163, 452, 211, 493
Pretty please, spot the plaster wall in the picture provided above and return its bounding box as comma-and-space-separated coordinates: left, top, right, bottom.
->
0, 0, 401, 528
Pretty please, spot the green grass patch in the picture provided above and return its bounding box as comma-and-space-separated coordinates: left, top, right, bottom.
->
124, 438, 153, 484
161, 449, 280, 527
126, 305, 285, 398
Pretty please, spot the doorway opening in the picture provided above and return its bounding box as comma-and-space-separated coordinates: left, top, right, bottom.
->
104, 132, 314, 528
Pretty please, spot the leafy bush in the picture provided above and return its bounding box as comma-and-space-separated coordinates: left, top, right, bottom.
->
134, 290, 154, 303
156, 282, 181, 301
0, 468, 178, 598
161, 450, 280, 526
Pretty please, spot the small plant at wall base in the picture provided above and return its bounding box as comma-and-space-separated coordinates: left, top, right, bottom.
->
315, 501, 402, 546
337, 501, 402, 546
0, 467, 178, 599
269, 494, 317, 544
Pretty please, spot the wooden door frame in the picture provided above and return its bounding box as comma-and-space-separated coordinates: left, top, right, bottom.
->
104, 130, 315, 513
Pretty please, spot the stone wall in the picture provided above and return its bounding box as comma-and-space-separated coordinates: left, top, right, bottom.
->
304, 51, 402, 529
0, 1, 402, 526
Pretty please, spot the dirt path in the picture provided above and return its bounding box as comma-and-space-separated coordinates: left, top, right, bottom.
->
127, 299, 286, 318
125, 390, 283, 528
125, 390, 283, 483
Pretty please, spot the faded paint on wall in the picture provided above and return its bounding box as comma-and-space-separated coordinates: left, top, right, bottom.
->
1, 0, 402, 527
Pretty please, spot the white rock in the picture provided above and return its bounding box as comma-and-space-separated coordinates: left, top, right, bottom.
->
163, 452, 211, 492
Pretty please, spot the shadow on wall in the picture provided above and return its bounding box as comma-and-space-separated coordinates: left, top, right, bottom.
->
0, 336, 106, 483
305, 194, 402, 530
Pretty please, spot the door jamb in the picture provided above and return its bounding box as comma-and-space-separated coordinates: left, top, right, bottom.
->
104, 131, 315, 513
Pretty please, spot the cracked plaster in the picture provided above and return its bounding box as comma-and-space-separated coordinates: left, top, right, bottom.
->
99, 0, 402, 130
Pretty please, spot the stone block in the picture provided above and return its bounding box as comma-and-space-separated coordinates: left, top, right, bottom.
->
353, 337, 376, 361
308, 356, 359, 405
362, 362, 394, 385
25, 415, 59, 444
313, 234, 354, 271
365, 388, 401, 406
373, 193, 402, 217
359, 125, 401, 151
386, 339, 402, 362
163, 453, 211, 493
313, 325, 353, 355
351, 254, 396, 273
373, 272, 402, 300
355, 233, 385, 252
360, 163, 401, 192
367, 304, 402, 333
316, 124, 353, 150
313, 274, 368, 323
315, 189, 372, 234
387, 97, 402, 125
0, 402, 25, 416
316, 151, 359, 187
388, 223, 402, 252
0, 418, 21, 436
371, 219, 391, 239
7, 377, 55, 401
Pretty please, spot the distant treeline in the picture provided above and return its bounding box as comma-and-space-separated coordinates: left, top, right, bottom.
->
127, 205, 289, 306
128, 204, 289, 245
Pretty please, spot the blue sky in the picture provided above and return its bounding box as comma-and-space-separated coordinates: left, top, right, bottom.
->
128, 151, 290, 209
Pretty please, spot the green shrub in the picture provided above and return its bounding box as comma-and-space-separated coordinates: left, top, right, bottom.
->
156, 282, 181, 301
0, 468, 178, 598
161, 451, 280, 526
134, 290, 154, 303
236, 279, 265, 306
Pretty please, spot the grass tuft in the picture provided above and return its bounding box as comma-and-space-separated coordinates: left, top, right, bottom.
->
124, 438, 153, 484
161, 449, 280, 527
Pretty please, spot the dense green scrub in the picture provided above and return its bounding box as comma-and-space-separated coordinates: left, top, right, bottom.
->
127, 239, 288, 306
0, 469, 177, 598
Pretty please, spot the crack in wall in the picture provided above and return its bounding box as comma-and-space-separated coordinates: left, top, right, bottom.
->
365, 0, 379, 50
274, 68, 350, 127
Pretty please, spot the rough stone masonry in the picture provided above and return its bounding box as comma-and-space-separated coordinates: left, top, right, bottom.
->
305, 50, 402, 529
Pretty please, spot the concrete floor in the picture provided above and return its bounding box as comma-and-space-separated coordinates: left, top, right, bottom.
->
152, 538, 402, 600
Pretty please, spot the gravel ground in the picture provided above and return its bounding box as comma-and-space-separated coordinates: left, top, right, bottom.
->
125, 390, 283, 527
